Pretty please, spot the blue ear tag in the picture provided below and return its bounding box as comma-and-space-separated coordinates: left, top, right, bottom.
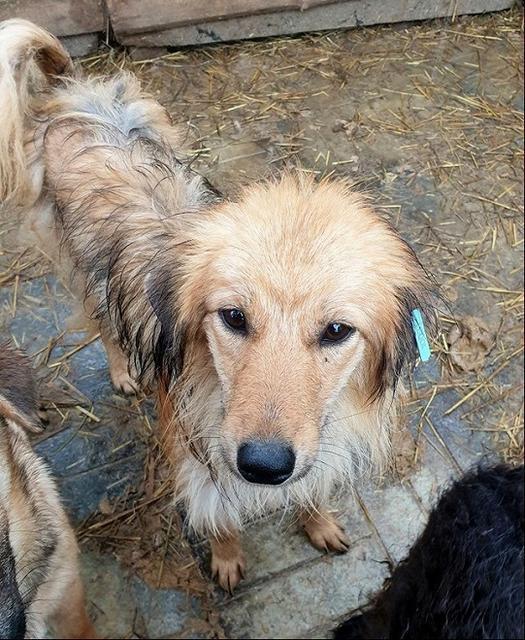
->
411, 308, 431, 362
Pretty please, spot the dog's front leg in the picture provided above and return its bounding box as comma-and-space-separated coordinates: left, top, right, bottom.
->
174, 453, 246, 592
78, 296, 139, 395
299, 507, 350, 553
210, 529, 246, 593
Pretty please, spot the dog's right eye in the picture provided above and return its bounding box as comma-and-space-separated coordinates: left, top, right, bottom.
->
219, 308, 247, 333
320, 322, 354, 344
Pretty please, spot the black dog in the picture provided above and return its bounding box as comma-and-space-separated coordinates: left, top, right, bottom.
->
335, 464, 524, 640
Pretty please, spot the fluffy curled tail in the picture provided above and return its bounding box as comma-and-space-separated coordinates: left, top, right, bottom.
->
0, 19, 72, 204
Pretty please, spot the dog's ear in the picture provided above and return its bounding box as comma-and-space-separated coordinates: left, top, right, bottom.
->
0, 343, 41, 432
144, 271, 186, 384
368, 279, 435, 404
393, 285, 435, 381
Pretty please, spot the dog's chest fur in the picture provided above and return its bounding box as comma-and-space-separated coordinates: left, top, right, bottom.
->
173, 379, 394, 535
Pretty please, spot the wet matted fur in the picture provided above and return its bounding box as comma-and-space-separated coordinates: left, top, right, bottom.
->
0, 342, 95, 639
334, 465, 525, 640
0, 19, 435, 591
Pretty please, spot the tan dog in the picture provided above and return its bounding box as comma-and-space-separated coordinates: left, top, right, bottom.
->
0, 343, 95, 638
0, 19, 434, 591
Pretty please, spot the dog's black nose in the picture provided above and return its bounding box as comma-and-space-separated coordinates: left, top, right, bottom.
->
237, 440, 295, 485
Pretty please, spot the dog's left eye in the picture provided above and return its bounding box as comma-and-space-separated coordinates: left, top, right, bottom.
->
220, 308, 247, 333
321, 322, 354, 344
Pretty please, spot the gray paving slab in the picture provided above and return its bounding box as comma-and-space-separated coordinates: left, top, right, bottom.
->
220, 537, 389, 639
36, 420, 146, 521
407, 445, 458, 512
82, 551, 204, 639
355, 482, 426, 565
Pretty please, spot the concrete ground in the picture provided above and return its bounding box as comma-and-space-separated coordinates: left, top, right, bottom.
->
0, 8, 523, 639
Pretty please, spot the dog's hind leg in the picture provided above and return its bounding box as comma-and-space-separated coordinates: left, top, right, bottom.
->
210, 529, 246, 593
299, 507, 350, 553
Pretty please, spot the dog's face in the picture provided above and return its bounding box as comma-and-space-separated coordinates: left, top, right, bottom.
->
172, 176, 432, 485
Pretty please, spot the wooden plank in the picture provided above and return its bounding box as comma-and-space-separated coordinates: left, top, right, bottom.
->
121, 0, 515, 48
107, 0, 341, 36
0, 0, 104, 36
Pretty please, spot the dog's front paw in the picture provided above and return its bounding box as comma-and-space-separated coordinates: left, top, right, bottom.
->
302, 511, 350, 554
211, 549, 246, 594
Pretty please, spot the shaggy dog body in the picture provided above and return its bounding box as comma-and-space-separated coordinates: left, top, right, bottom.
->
335, 465, 525, 640
1, 19, 434, 590
0, 344, 94, 639
33, 76, 219, 393
0, 18, 219, 393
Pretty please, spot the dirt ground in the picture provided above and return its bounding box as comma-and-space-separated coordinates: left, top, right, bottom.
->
0, 7, 523, 639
